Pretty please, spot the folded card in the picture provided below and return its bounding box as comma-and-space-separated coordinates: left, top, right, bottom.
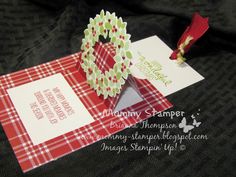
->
0, 12, 204, 173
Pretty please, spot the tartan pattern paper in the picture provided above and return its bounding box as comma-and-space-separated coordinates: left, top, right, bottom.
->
94, 42, 116, 74
0, 43, 172, 172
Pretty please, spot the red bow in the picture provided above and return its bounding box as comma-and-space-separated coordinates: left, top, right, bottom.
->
170, 13, 209, 63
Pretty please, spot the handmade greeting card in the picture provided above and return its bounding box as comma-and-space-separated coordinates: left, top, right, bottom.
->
0, 10, 206, 172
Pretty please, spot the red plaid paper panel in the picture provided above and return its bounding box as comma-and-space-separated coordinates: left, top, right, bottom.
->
0, 44, 172, 172
94, 42, 116, 73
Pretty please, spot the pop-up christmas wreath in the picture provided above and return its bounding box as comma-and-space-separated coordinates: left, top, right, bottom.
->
80, 10, 133, 99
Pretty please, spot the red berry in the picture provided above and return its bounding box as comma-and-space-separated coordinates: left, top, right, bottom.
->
88, 68, 93, 75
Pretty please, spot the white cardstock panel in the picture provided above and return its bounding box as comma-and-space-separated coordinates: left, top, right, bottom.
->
7, 73, 94, 145
130, 35, 204, 96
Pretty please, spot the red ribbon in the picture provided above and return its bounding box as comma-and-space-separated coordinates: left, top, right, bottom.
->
170, 13, 209, 62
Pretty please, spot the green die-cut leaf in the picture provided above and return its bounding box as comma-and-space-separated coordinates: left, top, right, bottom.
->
111, 36, 116, 43
100, 10, 105, 18
87, 79, 93, 86
105, 22, 112, 30
83, 60, 88, 66
103, 91, 108, 99
112, 88, 116, 95
117, 18, 122, 28
108, 90, 112, 97
122, 22, 127, 29
84, 29, 89, 36
104, 77, 108, 86
127, 68, 131, 73
115, 88, 120, 94
120, 78, 125, 84
100, 26, 104, 34
126, 51, 132, 59
120, 41, 124, 48
106, 11, 111, 18
114, 63, 122, 73
123, 71, 128, 80
116, 72, 121, 80
98, 79, 103, 87
124, 42, 129, 50
97, 90, 101, 96
89, 18, 94, 24
94, 18, 97, 24
92, 38, 96, 45
114, 55, 121, 62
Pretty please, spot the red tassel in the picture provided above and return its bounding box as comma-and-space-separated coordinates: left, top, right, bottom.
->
170, 13, 209, 63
